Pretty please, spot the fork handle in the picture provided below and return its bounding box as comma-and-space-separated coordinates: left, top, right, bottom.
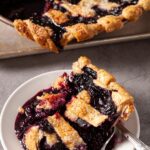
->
117, 123, 150, 150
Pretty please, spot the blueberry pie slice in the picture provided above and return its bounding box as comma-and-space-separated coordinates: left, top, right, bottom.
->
15, 56, 134, 150
12, 0, 150, 52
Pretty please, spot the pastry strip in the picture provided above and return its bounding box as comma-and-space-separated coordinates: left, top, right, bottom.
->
47, 113, 86, 150
72, 56, 134, 120
65, 96, 108, 127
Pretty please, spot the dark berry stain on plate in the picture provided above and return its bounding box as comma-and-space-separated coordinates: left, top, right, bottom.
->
15, 67, 119, 150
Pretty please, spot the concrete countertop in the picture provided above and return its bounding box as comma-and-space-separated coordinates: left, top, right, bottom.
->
0, 39, 150, 149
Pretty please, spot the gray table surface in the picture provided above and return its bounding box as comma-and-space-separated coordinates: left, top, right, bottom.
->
0, 39, 150, 149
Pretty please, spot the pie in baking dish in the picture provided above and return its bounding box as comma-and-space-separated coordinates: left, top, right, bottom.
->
13, 0, 150, 53
15, 56, 134, 150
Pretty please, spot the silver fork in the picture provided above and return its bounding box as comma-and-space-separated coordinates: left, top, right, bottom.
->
101, 124, 150, 150
117, 123, 150, 150
101, 128, 116, 150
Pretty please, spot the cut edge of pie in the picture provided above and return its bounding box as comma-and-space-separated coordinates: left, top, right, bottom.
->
13, 0, 150, 53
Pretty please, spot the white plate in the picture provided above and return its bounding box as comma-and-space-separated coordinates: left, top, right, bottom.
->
0, 70, 140, 150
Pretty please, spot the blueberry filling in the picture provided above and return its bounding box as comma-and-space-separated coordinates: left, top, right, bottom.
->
89, 85, 117, 116
39, 137, 51, 150
93, 0, 139, 17
61, 16, 97, 26
41, 0, 139, 28
38, 119, 54, 133
44, 0, 67, 13
76, 118, 91, 128
82, 66, 97, 79
69, 67, 117, 116
39, 138, 67, 150
93, 6, 111, 17
67, 117, 116, 150
15, 92, 41, 140
30, 15, 66, 49
74, 144, 87, 150
15, 69, 119, 150
68, 0, 81, 4
15, 88, 65, 140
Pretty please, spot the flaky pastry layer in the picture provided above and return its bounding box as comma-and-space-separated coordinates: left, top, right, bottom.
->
13, 0, 150, 52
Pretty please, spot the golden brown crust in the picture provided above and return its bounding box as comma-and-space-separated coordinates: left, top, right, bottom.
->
76, 90, 91, 103
66, 23, 103, 42
36, 93, 64, 110
122, 5, 143, 21
108, 82, 134, 120
47, 113, 86, 150
23, 126, 43, 150
44, 133, 59, 147
45, 9, 69, 24
138, 0, 150, 11
96, 69, 116, 85
60, 32, 74, 47
72, 56, 134, 120
13, 19, 59, 53
62, 1, 96, 17
13, 0, 150, 52
23, 126, 59, 150
53, 76, 66, 89
72, 56, 91, 74
18, 107, 25, 114
97, 16, 124, 32
14, 19, 34, 40
65, 95, 108, 127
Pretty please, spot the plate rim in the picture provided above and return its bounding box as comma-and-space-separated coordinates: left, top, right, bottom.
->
0, 70, 141, 150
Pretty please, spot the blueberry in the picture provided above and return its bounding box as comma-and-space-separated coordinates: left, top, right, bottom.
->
82, 67, 97, 79
76, 119, 90, 128
39, 120, 54, 133
74, 144, 87, 150
68, 0, 81, 4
